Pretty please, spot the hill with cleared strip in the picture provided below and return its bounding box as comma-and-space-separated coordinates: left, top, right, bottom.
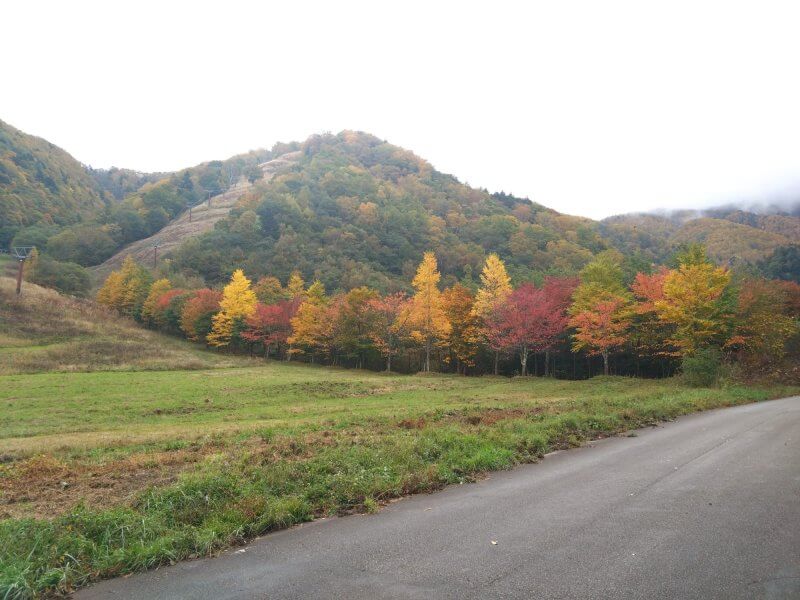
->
90, 151, 300, 281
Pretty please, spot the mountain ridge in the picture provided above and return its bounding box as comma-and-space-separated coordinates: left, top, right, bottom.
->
2, 119, 800, 291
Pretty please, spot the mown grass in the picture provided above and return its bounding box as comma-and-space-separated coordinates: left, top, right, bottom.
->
0, 362, 795, 598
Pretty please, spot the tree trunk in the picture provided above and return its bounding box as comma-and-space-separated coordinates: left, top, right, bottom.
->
545, 350, 550, 377
520, 347, 528, 376
603, 352, 609, 376
493, 351, 499, 375
386, 353, 392, 372
425, 337, 431, 372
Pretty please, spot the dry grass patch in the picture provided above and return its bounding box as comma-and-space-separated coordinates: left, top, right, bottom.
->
0, 448, 205, 519
0, 277, 255, 374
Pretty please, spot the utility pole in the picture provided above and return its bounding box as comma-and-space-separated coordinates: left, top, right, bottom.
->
12, 246, 34, 295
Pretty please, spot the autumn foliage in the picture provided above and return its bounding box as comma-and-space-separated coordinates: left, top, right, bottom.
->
98, 245, 800, 379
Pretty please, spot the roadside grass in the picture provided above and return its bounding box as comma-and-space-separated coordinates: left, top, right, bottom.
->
0, 363, 795, 598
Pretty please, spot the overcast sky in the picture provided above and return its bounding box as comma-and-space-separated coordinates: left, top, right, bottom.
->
3, 1, 800, 219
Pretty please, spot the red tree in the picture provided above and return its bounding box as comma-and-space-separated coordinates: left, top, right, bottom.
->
631, 269, 668, 312
152, 288, 187, 332
486, 278, 576, 376
242, 298, 301, 358
539, 277, 578, 375
630, 268, 676, 359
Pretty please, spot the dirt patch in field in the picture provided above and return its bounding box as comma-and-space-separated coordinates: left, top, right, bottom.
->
451, 407, 543, 426
397, 417, 427, 429
0, 448, 209, 519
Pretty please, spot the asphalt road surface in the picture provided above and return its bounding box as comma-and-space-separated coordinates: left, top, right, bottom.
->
77, 396, 800, 600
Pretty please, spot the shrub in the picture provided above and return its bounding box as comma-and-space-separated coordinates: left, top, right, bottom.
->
28, 256, 91, 297
681, 348, 726, 387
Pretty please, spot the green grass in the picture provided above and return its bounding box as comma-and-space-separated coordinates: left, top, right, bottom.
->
0, 362, 796, 598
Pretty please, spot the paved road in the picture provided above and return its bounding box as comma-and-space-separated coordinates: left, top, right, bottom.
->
78, 397, 800, 600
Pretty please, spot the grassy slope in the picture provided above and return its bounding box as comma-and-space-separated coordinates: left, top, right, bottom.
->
0, 277, 255, 375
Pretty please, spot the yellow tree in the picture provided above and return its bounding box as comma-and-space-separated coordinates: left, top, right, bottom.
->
286, 271, 306, 299
654, 263, 733, 355
23, 247, 39, 280
472, 254, 512, 318
117, 256, 153, 320
471, 253, 512, 374
140, 279, 172, 327
97, 271, 125, 309
405, 252, 451, 372
288, 280, 328, 361
442, 284, 482, 374
207, 269, 257, 347
570, 251, 628, 313
96, 256, 152, 320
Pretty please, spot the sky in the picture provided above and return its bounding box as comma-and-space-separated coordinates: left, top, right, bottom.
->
3, 0, 800, 219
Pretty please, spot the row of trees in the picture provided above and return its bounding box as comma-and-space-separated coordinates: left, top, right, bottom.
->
97, 246, 800, 378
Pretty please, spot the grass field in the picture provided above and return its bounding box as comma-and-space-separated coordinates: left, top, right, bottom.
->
0, 278, 797, 598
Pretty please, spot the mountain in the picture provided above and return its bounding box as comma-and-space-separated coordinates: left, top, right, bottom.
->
117, 130, 800, 290
4, 120, 800, 293
0, 119, 109, 246
165, 131, 610, 291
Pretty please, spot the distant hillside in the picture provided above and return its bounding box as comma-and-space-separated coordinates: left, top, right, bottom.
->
601, 207, 800, 266
166, 131, 609, 291
0, 120, 109, 246
88, 165, 167, 201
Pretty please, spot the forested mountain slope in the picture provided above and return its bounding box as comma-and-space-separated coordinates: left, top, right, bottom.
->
0, 120, 109, 246
167, 131, 611, 291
